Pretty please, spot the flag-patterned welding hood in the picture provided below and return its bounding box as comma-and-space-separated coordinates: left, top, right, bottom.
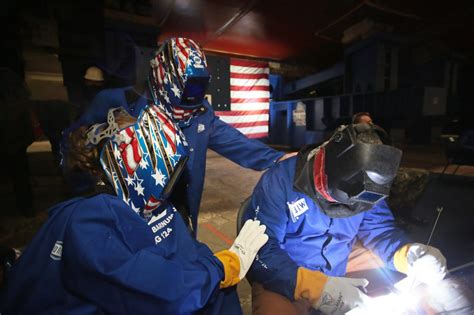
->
149, 37, 210, 115
99, 105, 188, 220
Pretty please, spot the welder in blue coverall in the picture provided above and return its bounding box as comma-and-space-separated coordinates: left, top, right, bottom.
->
1, 105, 269, 315
241, 124, 448, 315
149, 37, 291, 234
63, 37, 288, 232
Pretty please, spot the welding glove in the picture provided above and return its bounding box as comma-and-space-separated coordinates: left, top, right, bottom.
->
394, 243, 447, 285
407, 243, 447, 284
214, 220, 268, 288
294, 267, 370, 315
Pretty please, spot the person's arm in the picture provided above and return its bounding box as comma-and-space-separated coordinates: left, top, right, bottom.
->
208, 109, 284, 170
356, 199, 411, 270
245, 167, 368, 311
80, 90, 120, 126
244, 165, 300, 300
62, 202, 225, 314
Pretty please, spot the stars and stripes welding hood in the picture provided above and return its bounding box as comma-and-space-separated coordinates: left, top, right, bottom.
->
149, 37, 210, 126
99, 105, 188, 219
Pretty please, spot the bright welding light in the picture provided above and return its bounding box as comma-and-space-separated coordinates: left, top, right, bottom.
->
346, 290, 418, 315
346, 276, 472, 315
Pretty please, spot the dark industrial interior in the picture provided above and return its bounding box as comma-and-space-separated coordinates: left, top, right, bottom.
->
1, 0, 473, 314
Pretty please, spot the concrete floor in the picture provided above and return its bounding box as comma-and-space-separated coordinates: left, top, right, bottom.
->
1, 140, 474, 314
197, 150, 264, 314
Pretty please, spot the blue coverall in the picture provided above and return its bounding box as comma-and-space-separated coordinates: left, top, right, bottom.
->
242, 157, 411, 300
0, 195, 241, 315
66, 98, 284, 233
75, 86, 149, 128
180, 101, 284, 232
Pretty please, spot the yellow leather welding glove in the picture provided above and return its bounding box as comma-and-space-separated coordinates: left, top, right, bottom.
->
295, 267, 370, 314
215, 220, 268, 288
394, 243, 447, 284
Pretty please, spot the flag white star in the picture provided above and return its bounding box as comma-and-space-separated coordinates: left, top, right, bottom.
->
164, 94, 170, 103
151, 169, 167, 187
125, 174, 134, 186
171, 83, 180, 97
130, 173, 144, 190
159, 88, 165, 96
135, 182, 145, 196
139, 153, 149, 170
163, 76, 169, 84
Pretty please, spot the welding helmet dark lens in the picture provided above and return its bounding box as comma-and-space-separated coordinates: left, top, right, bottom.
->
353, 191, 386, 204
180, 76, 209, 108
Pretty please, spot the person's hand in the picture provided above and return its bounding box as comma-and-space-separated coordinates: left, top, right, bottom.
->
407, 243, 447, 284
278, 152, 297, 162
313, 276, 370, 315
215, 220, 268, 288
229, 219, 268, 279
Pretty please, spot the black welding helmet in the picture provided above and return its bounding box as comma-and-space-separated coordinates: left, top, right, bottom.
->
294, 124, 402, 218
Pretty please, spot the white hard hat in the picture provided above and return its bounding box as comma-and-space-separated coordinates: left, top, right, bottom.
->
84, 66, 104, 82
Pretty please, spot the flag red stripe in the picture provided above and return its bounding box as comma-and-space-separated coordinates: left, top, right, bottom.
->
175, 39, 188, 73
216, 109, 268, 116
230, 73, 268, 80
149, 195, 160, 203
231, 59, 268, 68
231, 98, 269, 103
176, 38, 189, 58
230, 85, 269, 91
156, 111, 176, 133
131, 138, 141, 164
158, 60, 165, 82
156, 111, 177, 152
226, 58, 270, 138
228, 121, 268, 129
247, 132, 268, 139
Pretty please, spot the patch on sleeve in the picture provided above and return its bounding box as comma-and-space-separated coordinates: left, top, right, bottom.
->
197, 123, 205, 133
287, 198, 309, 223
50, 241, 63, 261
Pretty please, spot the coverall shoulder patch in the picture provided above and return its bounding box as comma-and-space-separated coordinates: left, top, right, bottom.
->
287, 198, 309, 223
197, 123, 205, 133
50, 241, 63, 261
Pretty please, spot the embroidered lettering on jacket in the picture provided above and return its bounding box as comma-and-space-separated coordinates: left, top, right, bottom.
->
287, 198, 309, 223
150, 213, 174, 233
147, 208, 176, 244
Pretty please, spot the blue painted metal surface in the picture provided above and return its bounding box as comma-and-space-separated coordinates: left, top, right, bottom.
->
269, 87, 432, 148
269, 100, 326, 148
283, 63, 344, 95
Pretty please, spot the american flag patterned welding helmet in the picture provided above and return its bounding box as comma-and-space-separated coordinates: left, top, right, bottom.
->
149, 37, 210, 112
99, 105, 188, 219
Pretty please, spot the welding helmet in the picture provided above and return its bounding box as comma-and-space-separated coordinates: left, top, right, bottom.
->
294, 124, 401, 218
95, 105, 188, 219
149, 37, 210, 113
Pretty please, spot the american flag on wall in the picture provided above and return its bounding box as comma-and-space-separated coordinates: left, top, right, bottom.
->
215, 59, 270, 139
